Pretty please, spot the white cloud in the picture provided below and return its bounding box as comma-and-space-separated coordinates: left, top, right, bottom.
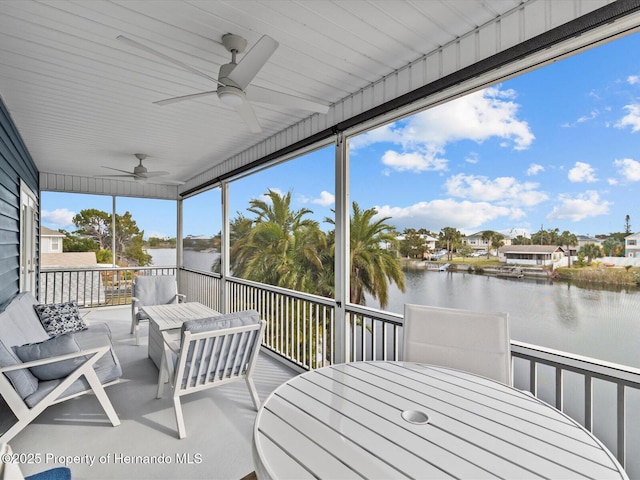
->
628, 75, 640, 85
568, 162, 597, 183
381, 150, 447, 173
311, 191, 335, 207
350, 85, 534, 173
547, 191, 611, 222
464, 153, 479, 164
374, 198, 515, 231
444, 174, 548, 207
614, 158, 640, 181
41, 208, 75, 228
615, 104, 640, 132
526, 163, 544, 176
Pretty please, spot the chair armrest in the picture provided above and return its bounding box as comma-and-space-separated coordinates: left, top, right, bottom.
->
161, 331, 181, 355
0, 345, 110, 373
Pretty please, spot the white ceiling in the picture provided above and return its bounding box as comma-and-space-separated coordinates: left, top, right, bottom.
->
0, 0, 628, 190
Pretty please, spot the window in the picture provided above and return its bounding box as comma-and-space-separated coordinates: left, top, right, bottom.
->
182, 188, 221, 273
228, 146, 334, 296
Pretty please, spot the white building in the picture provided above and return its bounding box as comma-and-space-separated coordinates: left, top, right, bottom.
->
40, 226, 65, 253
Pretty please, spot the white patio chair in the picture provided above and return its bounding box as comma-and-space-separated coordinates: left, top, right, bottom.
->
156, 310, 266, 439
403, 304, 512, 385
0, 343, 121, 444
130, 275, 185, 345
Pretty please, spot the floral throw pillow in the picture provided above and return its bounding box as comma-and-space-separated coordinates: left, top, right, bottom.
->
34, 301, 88, 337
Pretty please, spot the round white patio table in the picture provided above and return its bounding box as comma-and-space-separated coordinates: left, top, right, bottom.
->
253, 361, 627, 479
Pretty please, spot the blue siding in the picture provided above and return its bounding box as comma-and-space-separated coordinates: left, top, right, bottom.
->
0, 97, 39, 305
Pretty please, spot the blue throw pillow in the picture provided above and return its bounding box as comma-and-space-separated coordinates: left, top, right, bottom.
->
34, 301, 87, 337
13, 333, 89, 381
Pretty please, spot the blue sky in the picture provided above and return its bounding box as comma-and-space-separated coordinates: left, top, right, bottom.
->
42, 32, 640, 240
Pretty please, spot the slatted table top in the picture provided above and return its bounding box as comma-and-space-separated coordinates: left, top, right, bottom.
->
253, 361, 627, 480
142, 302, 220, 331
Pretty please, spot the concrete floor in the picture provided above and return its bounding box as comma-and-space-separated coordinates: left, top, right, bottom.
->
2, 306, 297, 479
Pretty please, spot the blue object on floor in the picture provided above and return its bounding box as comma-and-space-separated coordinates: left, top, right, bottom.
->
25, 467, 71, 480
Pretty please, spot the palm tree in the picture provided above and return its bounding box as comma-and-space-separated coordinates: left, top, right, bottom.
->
481, 230, 494, 258
490, 232, 505, 256
241, 189, 326, 291
347, 203, 405, 309
439, 227, 461, 261
557, 230, 578, 267
579, 243, 603, 265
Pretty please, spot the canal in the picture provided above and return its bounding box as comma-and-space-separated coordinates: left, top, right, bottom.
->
366, 269, 640, 369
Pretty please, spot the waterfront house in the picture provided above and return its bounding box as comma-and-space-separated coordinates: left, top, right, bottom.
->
463, 230, 513, 254
1, 1, 640, 478
498, 245, 566, 267
624, 232, 640, 258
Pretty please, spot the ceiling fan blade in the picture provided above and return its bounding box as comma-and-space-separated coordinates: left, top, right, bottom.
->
98, 174, 137, 179
227, 35, 278, 90
146, 178, 186, 185
246, 86, 329, 113
102, 166, 136, 175
235, 101, 261, 133
154, 90, 218, 106
117, 35, 224, 86
141, 171, 171, 178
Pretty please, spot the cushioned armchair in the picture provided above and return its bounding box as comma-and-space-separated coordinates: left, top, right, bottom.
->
156, 310, 266, 438
130, 275, 185, 345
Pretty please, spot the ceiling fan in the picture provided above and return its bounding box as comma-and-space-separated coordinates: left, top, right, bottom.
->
116, 33, 329, 133
100, 154, 184, 185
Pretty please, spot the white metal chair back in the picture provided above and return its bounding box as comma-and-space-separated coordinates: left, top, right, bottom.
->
157, 310, 266, 438
403, 303, 512, 385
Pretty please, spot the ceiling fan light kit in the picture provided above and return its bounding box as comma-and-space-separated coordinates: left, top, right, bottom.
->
117, 32, 329, 132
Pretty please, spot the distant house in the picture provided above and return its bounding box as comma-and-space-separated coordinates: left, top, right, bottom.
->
40, 226, 65, 253
498, 245, 565, 267
40, 248, 105, 305
392, 234, 437, 254
463, 231, 512, 253
624, 233, 640, 258
576, 235, 602, 249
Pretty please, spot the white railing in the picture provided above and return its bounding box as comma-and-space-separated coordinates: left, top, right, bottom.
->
39, 266, 176, 307
511, 341, 640, 469
40, 266, 640, 471
179, 267, 221, 311
226, 277, 335, 370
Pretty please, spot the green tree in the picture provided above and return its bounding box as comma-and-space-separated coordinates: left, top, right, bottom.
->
625, 214, 631, 234
439, 227, 462, 261
399, 229, 425, 258
602, 237, 624, 257
531, 227, 559, 246
61, 229, 99, 252
481, 230, 495, 258
72, 209, 111, 249
238, 190, 326, 292
348, 203, 405, 308
511, 235, 530, 245
557, 230, 578, 267
71, 208, 150, 266
579, 243, 603, 265
490, 232, 505, 255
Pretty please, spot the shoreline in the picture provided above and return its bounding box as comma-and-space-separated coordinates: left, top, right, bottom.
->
402, 258, 640, 288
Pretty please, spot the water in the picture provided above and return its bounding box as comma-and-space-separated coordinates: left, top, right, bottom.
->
148, 248, 219, 271
367, 269, 640, 369
149, 248, 640, 368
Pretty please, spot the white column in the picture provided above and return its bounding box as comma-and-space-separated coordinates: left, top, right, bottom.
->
334, 131, 350, 364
